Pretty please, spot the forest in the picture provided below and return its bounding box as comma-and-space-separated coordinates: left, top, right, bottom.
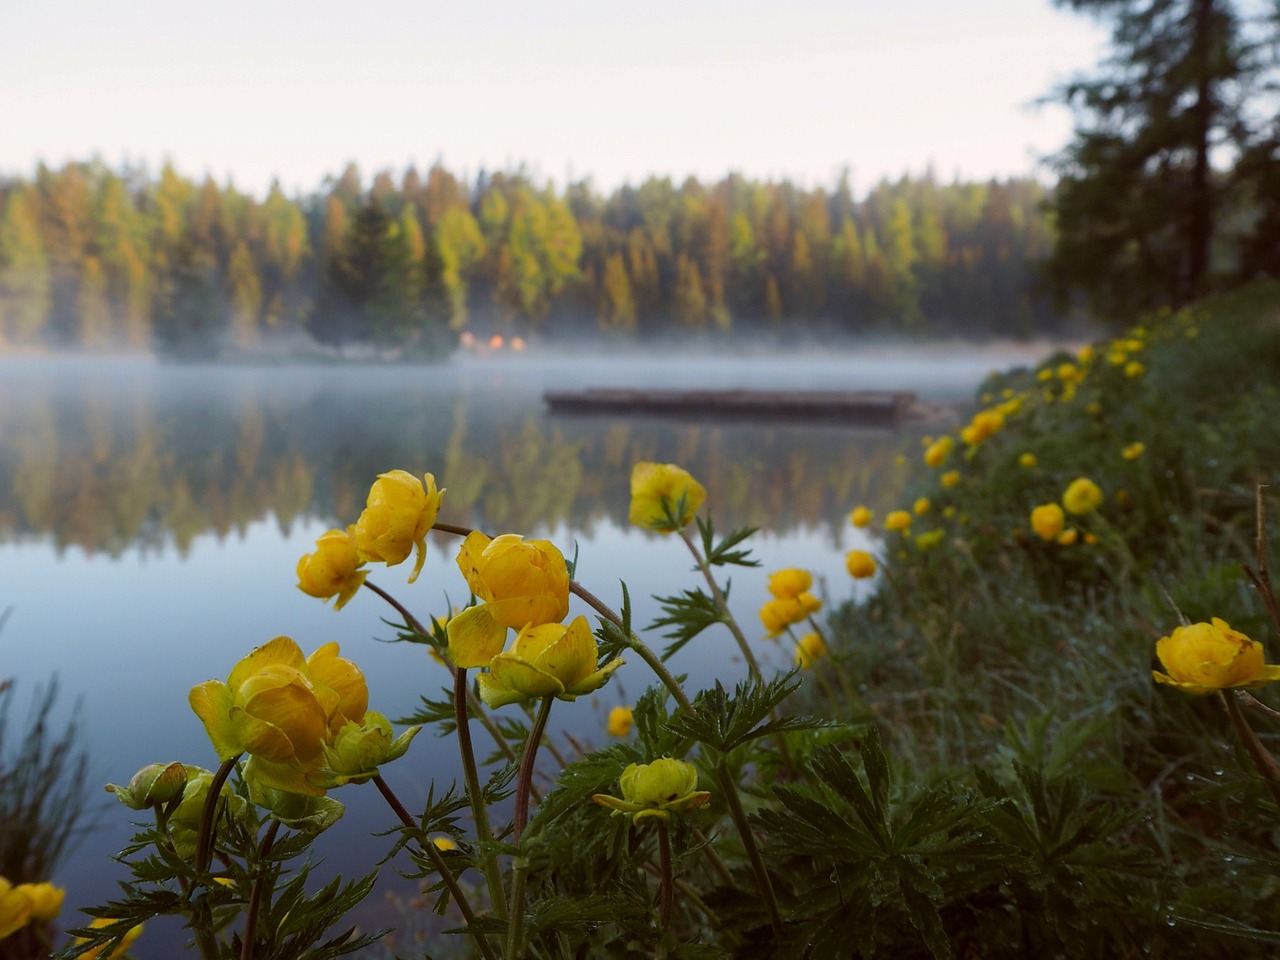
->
0, 161, 1061, 357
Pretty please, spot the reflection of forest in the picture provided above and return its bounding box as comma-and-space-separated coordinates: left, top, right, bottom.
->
0, 366, 917, 554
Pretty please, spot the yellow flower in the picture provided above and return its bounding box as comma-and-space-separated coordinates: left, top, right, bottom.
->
447, 531, 571, 668
885, 510, 912, 531
593, 758, 712, 824
106, 761, 189, 810
12, 882, 64, 922
167, 767, 250, 858
915, 529, 945, 550
72, 917, 144, 960
1057, 362, 1082, 385
1037, 368, 1053, 382
474, 615, 623, 709
189, 637, 367, 796
350, 470, 443, 584
1153, 618, 1280, 695
607, 705, 634, 737
1077, 344, 1095, 364
923, 435, 954, 467
767, 568, 813, 599
1030, 503, 1065, 541
1018, 452, 1037, 469
1062, 477, 1104, 515
1057, 528, 1079, 545
845, 549, 877, 579
628, 462, 707, 533
319, 711, 420, 787
795, 632, 826, 668
0, 878, 33, 939
759, 594, 821, 636
296, 528, 367, 611
960, 409, 1005, 445
1122, 442, 1146, 461
432, 836, 457, 851
941, 470, 960, 488
1124, 360, 1146, 378
913, 497, 931, 516
849, 505, 873, 528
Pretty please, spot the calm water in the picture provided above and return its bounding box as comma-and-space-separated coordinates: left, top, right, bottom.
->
0, 344, 1048, 956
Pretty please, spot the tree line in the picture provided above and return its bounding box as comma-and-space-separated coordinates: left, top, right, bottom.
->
0, 160, 1063, 356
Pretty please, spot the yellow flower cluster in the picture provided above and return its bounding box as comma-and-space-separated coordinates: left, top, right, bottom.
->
0, 877, 64, 939
759, 568, 822, 636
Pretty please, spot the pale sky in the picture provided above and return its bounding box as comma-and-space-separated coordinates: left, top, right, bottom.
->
0, 0, 1107, 198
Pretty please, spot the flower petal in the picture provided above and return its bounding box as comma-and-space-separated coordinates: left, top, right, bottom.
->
447, 604, 509, 668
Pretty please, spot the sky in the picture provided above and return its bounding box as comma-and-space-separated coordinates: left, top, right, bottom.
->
0, 0, 1108, 199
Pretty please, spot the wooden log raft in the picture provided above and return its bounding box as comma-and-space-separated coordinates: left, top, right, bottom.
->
542, 388, 919, 426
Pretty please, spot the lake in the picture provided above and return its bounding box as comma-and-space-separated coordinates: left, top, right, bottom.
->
0, 343, 1054, 956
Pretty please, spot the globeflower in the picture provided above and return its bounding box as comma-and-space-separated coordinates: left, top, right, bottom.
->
795, 632, 826, 669
473, 615, 622, 709
318, 712, 420, 787
845, 549, 876, 579
1018, 452, 1037, 469
941, 470, 960, 488
760, 593, 821, 636
849, 506, 873, 528
71, 917, 145, 960
767, 568, 812, 599
447, 532, 571, 668
1030, 503, 1065, 541
1122, 442, 1146, 461
1153, 618, 1280, 695
607, 705, 634, 737
0, 879, 32, 939
884, 510, 912, 531
296, 528, 367, 611
1124, 361, 1146, 379
12, 881, 64, 922
350, 470, 443, 584
960, 409, 1005, 445
628, 462, 707, 533
913, 497, 931, 516
923, 435, 954, 467
593, 758, 712, 824
1062, 477, 1104, 515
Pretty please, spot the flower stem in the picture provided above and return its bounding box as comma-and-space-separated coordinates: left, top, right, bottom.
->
513, 696, 554, 845
569, 579, 696, 716
195, 756, 239, 874
455, 668, 507, 920
373, 774, 499, 960
656, 819, 674, 933
714, 760, 783, 935
679, 529, 762, 682
1223, 691, 1280, 807
240, 818, 280, 960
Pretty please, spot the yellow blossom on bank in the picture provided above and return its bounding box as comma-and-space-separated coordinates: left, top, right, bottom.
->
759, 593, 821, 636
767, 568, 813, 599
795, 632, 826, 668
941, 470, 960, 488
845, 549, 877, 579
885, 510, 912, 531
960, 409, 1005, 445
296, 528, 367, 611
849, 506, 873, 528
1030, 503, 1065, 541
923, 435, 954, 467
628, 462, 707, 533
1057, 528, 1079, 545
73, 917, 145, 960
1057, 362, 1083, 385
1062, 477, 1104, 515
1153, 618, 1280, 695
913, 497, 931, 516
1037, 368, 1053, 382
607, 705, 634, 737
474, 615, 623, 709
1124, 361, 1146, 378
350, 470, 443, 584
447, 532, 571, 668
1123, 442, 1146, 461
593, 758, 711, 824
1018, 452, 1037, 469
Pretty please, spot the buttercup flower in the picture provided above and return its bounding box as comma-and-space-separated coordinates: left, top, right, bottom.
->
628, 462, 707, 533
13, 882, 64, 923
923, 436, 954, 467
593, 758, 712, 824
0, 879, 32, 939
960, 409, 1005, 445
1122, 442, 1146, 461
1124, 361, 1146, 378
607, 705, 634, 737
849, 506, 873, 528
296, 528, 367, 611
795, 632, 826, 669
760, 593, 822, 636
474, 615, 623, 709
447, 532, 571, 668
1030, 503, 1065, 541
1062, 477, 1104, 515
941, 470, 960, 488
1019, 452, 1037, 469
350, 470, 443, 583
318, 712, 420, 787
884, 510, 912, 531
72, 917, 144, 960
768, 568, 812, 599
1057, 528, 1079, 545
913, 497, 931, 516
1153, 618, 1280, 695
845, 549, 876, 579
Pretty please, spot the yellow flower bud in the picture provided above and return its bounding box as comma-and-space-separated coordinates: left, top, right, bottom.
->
593, 758, 712, 823
167, 767, 250, 858
1122, 442, 1146, 461
607, 705, 634, 737
759, 594, 820, 636
1018, 452, 1037, 469
1153, 618, 1280, 695
915, 529, 945, 551
1062, 477, 1104, 515
795, 632, 826, 669
628, 462, 707, 533
923, 435, 954, 467
105, 761, 189, 810
1030, 503, 1065, 541
1124, 360, 1146, 378
1057, 528, 1079, 545
767, 568, 812, 599
941, 470, 960, 488
475, 616, 623, 709
884, 510, 912, 531
913, 497, 931, 516
350, 470, 443, 584
849, 506, 873, 528
296, 528, 367, 611
845, 549, 877, 579
12, 882, 64, 922
319, 712, 420, 787
72, 917, 145, 960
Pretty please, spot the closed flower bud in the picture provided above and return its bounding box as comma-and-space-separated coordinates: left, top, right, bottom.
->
923, 435, 954, 467
0, 879, 33, 939
593, 758, 712, 824
248, 780, 346, 833
296, 528, 367, 611
1062, 477, 1104, 515
318, 712, 420, 787
475, 616, 623, 709
795, 632, 826, 669
884, 510, 913, 531
849, 506, 873, 528
767, 568, 812, 599
845, 549, 876, 579
106, 761, 188, 810
168, 768, 249, 859
1030, 503, 1065, 541
350, 470, 443, 583
607, 705, 634, 737
628, 462, 707, 533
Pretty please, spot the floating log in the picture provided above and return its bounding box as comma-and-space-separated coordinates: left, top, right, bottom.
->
542, 388, 920, 426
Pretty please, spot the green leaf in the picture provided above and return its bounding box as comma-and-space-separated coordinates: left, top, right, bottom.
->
664, 673, 806, 753
648, 588, 724, 660
698, 514, 761, 568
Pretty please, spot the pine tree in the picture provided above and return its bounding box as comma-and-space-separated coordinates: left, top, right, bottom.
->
0, 187, 52, 344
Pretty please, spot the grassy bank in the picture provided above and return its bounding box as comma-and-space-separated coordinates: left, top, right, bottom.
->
825, 279, 1280, 955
